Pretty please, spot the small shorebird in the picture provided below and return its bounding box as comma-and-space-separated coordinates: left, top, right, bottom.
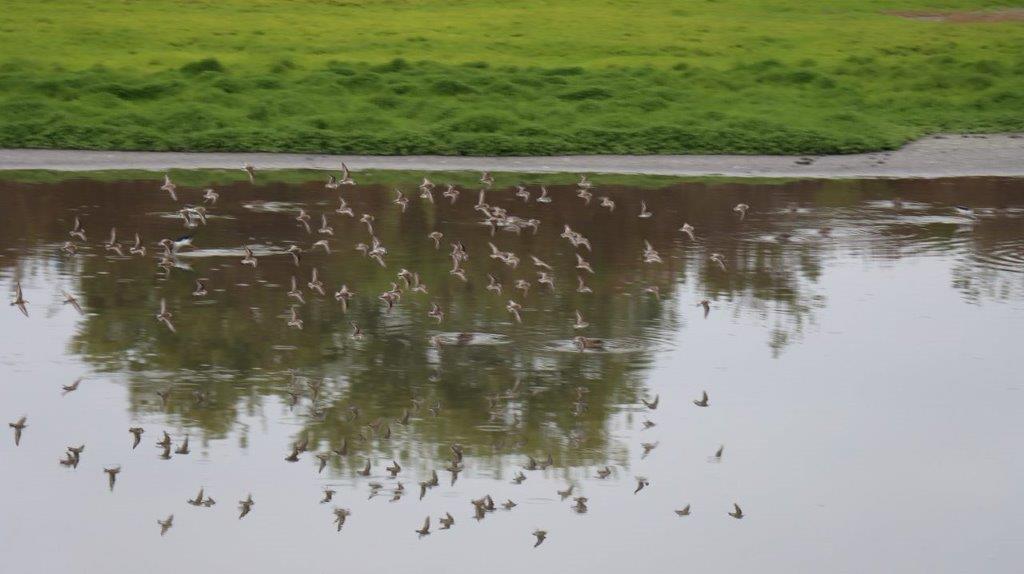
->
161, 174, 177, 201
238, 494, 254, 519
675, 504, 691, 516
573, 310, 589, 330
287, 306, 303, 329
634, 476, 650, 494
336, 196, 354, 217
679, 223, 696, 241
415, 516, 431, 537
202, 188, 218, 204
693, 390, 709, 407
394, 189, 409, 212
506, 300, 522, 323
573, 336, 603, 351
158, 235, 193, 254
129, 427, 144, 449
443, 184, 459, 204
439, 512, 455, 529
575, 254, 594, 274
61, 290, 83, 315
308, 268, 325, 295
333, 507, 351, 531
339, 163, 355, 185
710, 253, 727, 271
480, 171, 494, 187
335, 285, 353, 311
9, 416, 27, 446
729, 503, 744, 519
69, 216, 87, 241
638, 200, 652, 218
156, 298, 175, 333
104, 466, 121, 491
241, 246, 258, 268
536, 186, 552, 203
599, 197, 615, 211
532, 529, 547, 548
129, 233, 146, 256
698, 299, 710, 317
428, 231, 443, 249
243, 163, 256, 183
11, 282, 28, 317
288, 276, 305, 304
192, 279, 208, 297
733, 203, 749, 220
62, 378, 82, 394
576, 276, 592, 294
642, 395, 659, 409
157, 515, 174, 536
486, 274, 502, 295
318, 214, 334, 236
295, 210, 311, 234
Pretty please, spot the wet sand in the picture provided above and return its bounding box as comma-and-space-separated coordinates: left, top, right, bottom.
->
1, 134, 1022, 178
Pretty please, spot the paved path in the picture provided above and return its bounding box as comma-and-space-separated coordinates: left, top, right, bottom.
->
1, 134, 1021, 178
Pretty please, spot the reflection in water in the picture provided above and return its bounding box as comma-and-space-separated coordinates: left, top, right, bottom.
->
0, 175, 1022, 573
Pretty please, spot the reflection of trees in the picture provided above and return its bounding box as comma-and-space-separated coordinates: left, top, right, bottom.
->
1, 175, 1021, 465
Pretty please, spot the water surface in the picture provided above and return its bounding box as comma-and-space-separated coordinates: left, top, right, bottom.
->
1, 175, 1022, 573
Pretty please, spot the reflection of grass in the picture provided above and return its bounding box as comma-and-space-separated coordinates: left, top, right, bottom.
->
1, 1, 1023, 155
0, 169, 798, 188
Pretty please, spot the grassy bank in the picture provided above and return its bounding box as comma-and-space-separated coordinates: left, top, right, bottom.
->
1, 1, 1022, 155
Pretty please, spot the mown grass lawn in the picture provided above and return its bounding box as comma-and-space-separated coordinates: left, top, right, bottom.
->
1, 0, 1022, 155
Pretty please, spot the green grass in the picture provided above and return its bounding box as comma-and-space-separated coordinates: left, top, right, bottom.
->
1, 0, 1023, 155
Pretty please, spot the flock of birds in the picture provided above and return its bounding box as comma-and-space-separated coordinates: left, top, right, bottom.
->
8, 163, 755, 546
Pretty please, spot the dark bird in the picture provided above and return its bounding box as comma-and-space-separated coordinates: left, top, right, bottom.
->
104, 466, 121, 491
238, 494, 254, 519
714, 445, 724, 460
333, 507, 351, 531
62, 378, 82, 394
174, 435, 190, 455
317, 487, 336, 504
9, 416, 27, 446
415, 516, 431, 537
61, 290, 84, 315
386, 460, 401, 477
634, 476, 650, 494
641, 395, 659, 409
675, 504, 691, 516
439, 512, 455, 530
129, 427, 144, 449
11, 282, 28, 317
729, 503, 744, 519
157, 515, 174, 536
532, 529, 547, 548
693, 391, 710, 407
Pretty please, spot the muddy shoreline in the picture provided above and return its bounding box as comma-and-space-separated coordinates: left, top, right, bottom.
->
1, 134, 1021, 178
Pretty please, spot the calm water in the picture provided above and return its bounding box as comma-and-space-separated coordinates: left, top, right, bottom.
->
1, 175, 1022, 573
